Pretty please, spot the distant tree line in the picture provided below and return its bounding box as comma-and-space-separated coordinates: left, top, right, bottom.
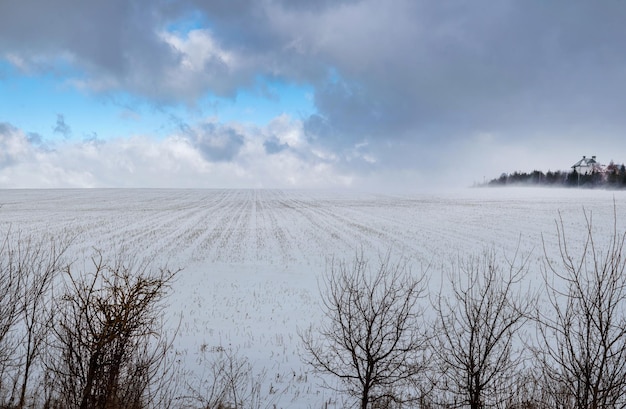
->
483, 161, 626, 188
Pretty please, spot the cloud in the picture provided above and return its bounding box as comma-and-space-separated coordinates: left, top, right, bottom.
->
266, 114, 305, 145
0, 1, 268, 102
263, 137, 288, 154
0, 122, 33, 168
0, 119, 360, 189
53, 114, 71, 138
0, 1, 201, 101
187, 122, 245, 162
168, 1, 626, 162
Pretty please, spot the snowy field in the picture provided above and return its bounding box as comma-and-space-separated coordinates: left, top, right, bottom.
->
1, 187, 626, 407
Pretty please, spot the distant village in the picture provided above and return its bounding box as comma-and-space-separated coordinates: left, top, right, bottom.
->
484, 155, 626, 188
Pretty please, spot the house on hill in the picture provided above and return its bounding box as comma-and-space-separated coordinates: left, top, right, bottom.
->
571, 155, 605, 187
571, 155, 600, 175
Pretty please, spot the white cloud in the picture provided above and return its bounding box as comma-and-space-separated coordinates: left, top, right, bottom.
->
0, 123, 33, 166
4, 53, 28, 71
156, 29, 248, 100
161, 29, 235, 73
0, 118, 359, 189
266, 114, 305, 148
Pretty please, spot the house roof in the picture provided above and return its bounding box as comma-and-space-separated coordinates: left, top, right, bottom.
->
571, 156, 597, 168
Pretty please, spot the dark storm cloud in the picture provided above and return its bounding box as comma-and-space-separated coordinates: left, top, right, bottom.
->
286, 0, 626, 174
317, 2, 626, 132
276, 0, 361, 12
179, 0, 626, 156
0, 1, 173, 74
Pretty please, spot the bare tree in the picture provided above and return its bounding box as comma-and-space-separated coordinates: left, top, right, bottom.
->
535, 209, 626, 409
300, 252, 429, 409
431, 247, 534, 409
46, 250, 180, 409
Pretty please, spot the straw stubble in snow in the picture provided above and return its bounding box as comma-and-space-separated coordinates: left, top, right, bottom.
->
0, 187, 625, 407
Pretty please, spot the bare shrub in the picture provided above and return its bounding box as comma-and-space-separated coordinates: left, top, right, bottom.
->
45, 250, 180, 409
300, 251, 429, 409
182, 346, 277, 409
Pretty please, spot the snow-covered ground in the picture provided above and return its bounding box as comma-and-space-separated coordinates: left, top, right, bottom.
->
1, 187, 625, 407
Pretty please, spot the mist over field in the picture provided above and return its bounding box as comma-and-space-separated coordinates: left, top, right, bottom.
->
1, 187, 625, 407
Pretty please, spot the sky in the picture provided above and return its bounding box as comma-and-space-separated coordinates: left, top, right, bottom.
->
1, 0, 625, 191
